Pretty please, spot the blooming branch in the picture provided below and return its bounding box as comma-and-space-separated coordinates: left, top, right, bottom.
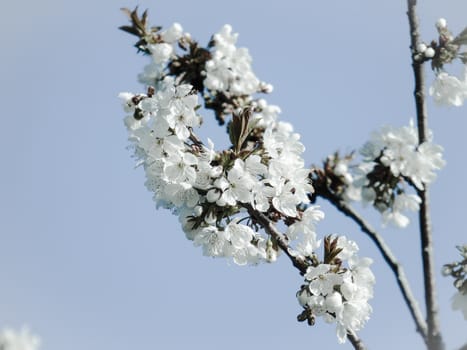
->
118, 4, 467, 349
119, 7, 374, 347
315, 189, 428, 339
244, 204, 308, 274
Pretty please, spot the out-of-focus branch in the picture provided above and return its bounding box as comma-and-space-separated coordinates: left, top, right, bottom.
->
407, 1, 444, 349
321, 192, 428, 340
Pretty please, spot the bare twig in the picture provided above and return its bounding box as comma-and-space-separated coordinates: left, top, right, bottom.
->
322, 193, 428, 340
407, 1, 444, 349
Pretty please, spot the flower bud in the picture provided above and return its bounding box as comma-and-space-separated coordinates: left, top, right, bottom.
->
161, 22, 183, 43
436, 18, 447, 30
417, 43, 427, 53
193, 205, 203, 217
424, 47, 435, 58
210, 166, 223, 178
205, 211, 216, 225
325, 291, 343, 314
216, 196, 227, 207
297, 289, 310, 307
206, 189, 221, 203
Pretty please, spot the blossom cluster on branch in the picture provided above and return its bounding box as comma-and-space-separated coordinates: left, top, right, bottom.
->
422, 18, 467, 106
119, 8, 467, 348
119, 8, 373, 343
297, 236, 375, 344
311, 121, 445, 228
443, 245, 467, 320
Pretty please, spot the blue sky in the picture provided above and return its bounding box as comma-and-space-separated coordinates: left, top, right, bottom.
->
1, 1, 466, 349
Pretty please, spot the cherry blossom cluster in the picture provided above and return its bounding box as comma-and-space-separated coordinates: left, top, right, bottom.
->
356, 121, 444, 227
0, 327, 40, 350
137, 22, 186, 86
120, 9, 274, 125
203, 24, 272, 97
120, 74, 317, 265
443, 245, 467, 320
120, 9, 320, 265
120, 8, 375, 343
430, 66, 467, 107
416, 18, 467, 106
296, 236, 375, 344
311, 122, 445, 227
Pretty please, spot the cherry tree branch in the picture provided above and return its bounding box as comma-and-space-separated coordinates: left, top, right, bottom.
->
244, 204, 367, 349
244, 204, 308, 274
347, 330, 367, 350
321, 193, 428, 340
407, 1, 444, 349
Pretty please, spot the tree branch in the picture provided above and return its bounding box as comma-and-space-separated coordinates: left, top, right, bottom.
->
407, 1, 444, 349
245, 204, 368, 349
322, 193, 428, 340
347, 330, 367, 350
244, 204, 308, 274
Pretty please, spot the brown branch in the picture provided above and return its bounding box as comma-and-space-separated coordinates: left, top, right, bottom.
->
322, 193, 428, 340
244, 204, 308, 274
407, 1, 444, 349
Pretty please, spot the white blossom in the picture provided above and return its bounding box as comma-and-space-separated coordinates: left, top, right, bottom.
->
148, 43, 174, 64
348, 121, 445, 227
424, 47, 435, 58
0, 327, 40, 350
204, 25, 268, 96
160, 23, 184, 43
194, 226, 229, 257
429, 67, 467, 107
252, 99, 281, 128
436, 18, 447, 30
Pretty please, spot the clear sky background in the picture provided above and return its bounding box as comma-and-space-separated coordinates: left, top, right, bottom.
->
1, 1, 466, 349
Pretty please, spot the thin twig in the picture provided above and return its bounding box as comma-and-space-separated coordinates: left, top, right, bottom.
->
347, 330, 367, 350
406, 1, 444, 349
244, 204, 308, 274
323, 194, 428, 339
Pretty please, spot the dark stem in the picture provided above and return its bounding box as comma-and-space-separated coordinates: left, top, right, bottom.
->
323, 194, 428, 340
347, 330, 367, 350
244, 204, 308, 274
407, 1, 444, 349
